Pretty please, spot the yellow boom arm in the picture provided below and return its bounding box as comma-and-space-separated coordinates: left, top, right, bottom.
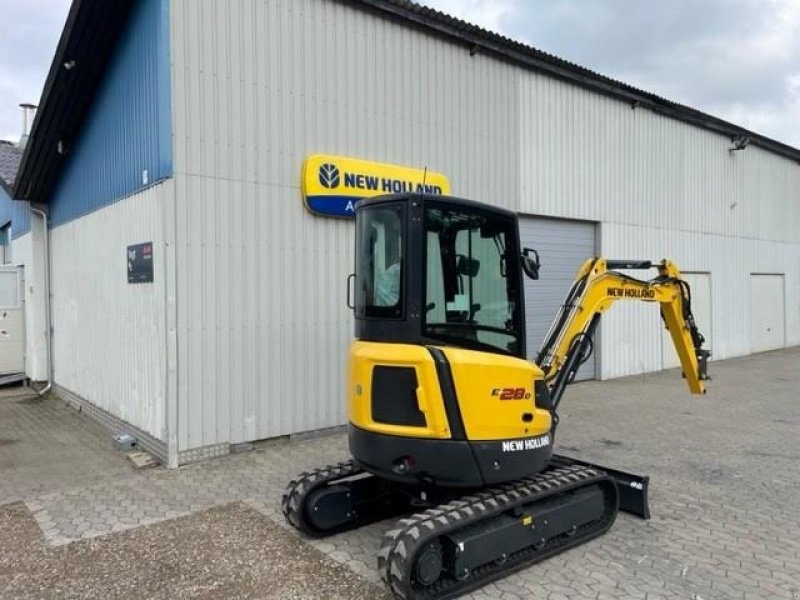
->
536, 258, 710, 408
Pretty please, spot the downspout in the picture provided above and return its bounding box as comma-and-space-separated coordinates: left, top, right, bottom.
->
29, 204, 52, 396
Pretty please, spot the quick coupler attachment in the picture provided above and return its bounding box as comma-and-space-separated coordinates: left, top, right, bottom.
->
549, 454, 651, 519
697, 348, 711, 382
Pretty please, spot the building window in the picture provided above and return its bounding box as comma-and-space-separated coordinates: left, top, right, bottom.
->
0, 223, 11, 265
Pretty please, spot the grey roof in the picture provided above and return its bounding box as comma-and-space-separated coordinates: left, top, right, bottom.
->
0, 140, 24, 190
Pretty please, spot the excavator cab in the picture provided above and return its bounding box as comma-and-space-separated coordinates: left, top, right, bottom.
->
353, 195, 529, 358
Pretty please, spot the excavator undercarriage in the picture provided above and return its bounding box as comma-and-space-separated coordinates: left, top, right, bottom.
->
282, 455, 646, 599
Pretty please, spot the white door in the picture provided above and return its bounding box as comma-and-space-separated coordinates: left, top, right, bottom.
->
0, 266, 24, 375
662, 272, 712, 369
519, 216, 597, 380
750, 274, 785, 353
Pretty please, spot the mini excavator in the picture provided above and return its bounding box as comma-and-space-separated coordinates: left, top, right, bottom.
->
283, 194, 710, 599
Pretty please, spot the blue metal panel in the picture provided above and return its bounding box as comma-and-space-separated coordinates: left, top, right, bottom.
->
12, 200, 31, 238
0, 185, 30, 238
49, 0, 172, 227
0, 185, 12, 227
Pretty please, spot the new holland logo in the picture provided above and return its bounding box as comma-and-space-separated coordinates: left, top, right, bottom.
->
318, 163, 340, 189
302, 154, 451, 218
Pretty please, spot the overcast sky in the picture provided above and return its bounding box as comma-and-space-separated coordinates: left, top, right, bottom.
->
1, 0, 798, 148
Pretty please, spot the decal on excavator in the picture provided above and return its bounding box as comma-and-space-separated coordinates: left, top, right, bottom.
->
607, 287, 656, 299
501, 434, 551, 453
491, 387, 532, 400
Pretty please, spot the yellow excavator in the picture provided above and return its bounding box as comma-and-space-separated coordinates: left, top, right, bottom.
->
283, 194, 710, 599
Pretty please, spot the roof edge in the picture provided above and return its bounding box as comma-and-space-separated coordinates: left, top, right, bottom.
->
13, 0, 83, 200
13, 1, 135, 203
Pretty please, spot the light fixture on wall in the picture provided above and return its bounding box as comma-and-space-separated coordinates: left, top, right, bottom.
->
63, 60, 76, 70
729, 135, 750, 152
57, 139, 69, 156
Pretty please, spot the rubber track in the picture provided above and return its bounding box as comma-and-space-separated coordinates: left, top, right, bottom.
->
377, 464, 617, 599
281, 459, 364, 537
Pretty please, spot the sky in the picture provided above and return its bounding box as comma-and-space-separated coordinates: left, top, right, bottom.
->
0, 0, 798, 148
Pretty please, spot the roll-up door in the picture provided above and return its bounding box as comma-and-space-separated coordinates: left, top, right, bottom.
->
519, 216, 597, 381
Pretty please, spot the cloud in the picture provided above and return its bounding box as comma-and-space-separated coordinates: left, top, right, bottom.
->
424, 0, 516, 33
0, 0, 71, 142
425, 0, 800, 148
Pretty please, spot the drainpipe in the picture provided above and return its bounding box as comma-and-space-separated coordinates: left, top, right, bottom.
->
29, 205, 52, 396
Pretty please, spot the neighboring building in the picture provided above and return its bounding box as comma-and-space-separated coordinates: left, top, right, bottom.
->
0, 138, 34, 381
12, 0, 800, 465
0, 140, 31, 260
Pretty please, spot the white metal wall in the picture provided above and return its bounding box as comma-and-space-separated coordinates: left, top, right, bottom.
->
598, 223, 799, 379
169, 0, 800, 448
169, 0, 520, 449
518, 74, 800, 244
50, 181, 170, 439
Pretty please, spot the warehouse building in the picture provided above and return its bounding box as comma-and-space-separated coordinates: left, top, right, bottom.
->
8, 0, 799, 466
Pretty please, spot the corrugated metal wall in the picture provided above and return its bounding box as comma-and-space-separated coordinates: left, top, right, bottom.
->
598, 223, 799, 379
169, 0, 800, 449
518, 74, 800, 243
48, 0, 172, 228
11, 200, 31, 239
169, 0, 520, 449
50, 181, 170, 439
517, 72, 800, 377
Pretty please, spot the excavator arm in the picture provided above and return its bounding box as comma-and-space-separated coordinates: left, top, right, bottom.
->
536, 258, 711, 417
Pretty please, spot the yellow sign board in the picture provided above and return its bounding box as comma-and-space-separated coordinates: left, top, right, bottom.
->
301, 154, 451, 217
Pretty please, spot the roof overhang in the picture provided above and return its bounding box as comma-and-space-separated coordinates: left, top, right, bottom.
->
13, 0, 134, 203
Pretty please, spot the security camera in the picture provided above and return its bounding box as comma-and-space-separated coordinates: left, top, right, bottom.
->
729, 135, 750, 152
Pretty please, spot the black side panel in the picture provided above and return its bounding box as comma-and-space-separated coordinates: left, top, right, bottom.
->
426, 347, 466, 440
372, 366, 426, 427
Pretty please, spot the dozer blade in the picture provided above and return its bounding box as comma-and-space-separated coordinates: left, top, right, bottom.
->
550, 453, 651, 519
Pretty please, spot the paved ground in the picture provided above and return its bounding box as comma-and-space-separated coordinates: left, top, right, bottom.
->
0, 386, 137, 503
1, 347, 799, 599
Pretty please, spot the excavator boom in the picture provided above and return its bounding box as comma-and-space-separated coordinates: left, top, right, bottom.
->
537, 258, 711, 414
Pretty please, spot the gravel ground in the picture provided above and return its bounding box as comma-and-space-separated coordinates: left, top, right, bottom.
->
0, 500, 389, 600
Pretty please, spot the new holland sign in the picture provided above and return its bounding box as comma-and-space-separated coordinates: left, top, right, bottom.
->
302, 154, 451, 217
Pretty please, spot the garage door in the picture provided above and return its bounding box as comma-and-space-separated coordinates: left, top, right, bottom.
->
662, 272, 712, 369
750, 274, 785, 353
519, 216, 597, 380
